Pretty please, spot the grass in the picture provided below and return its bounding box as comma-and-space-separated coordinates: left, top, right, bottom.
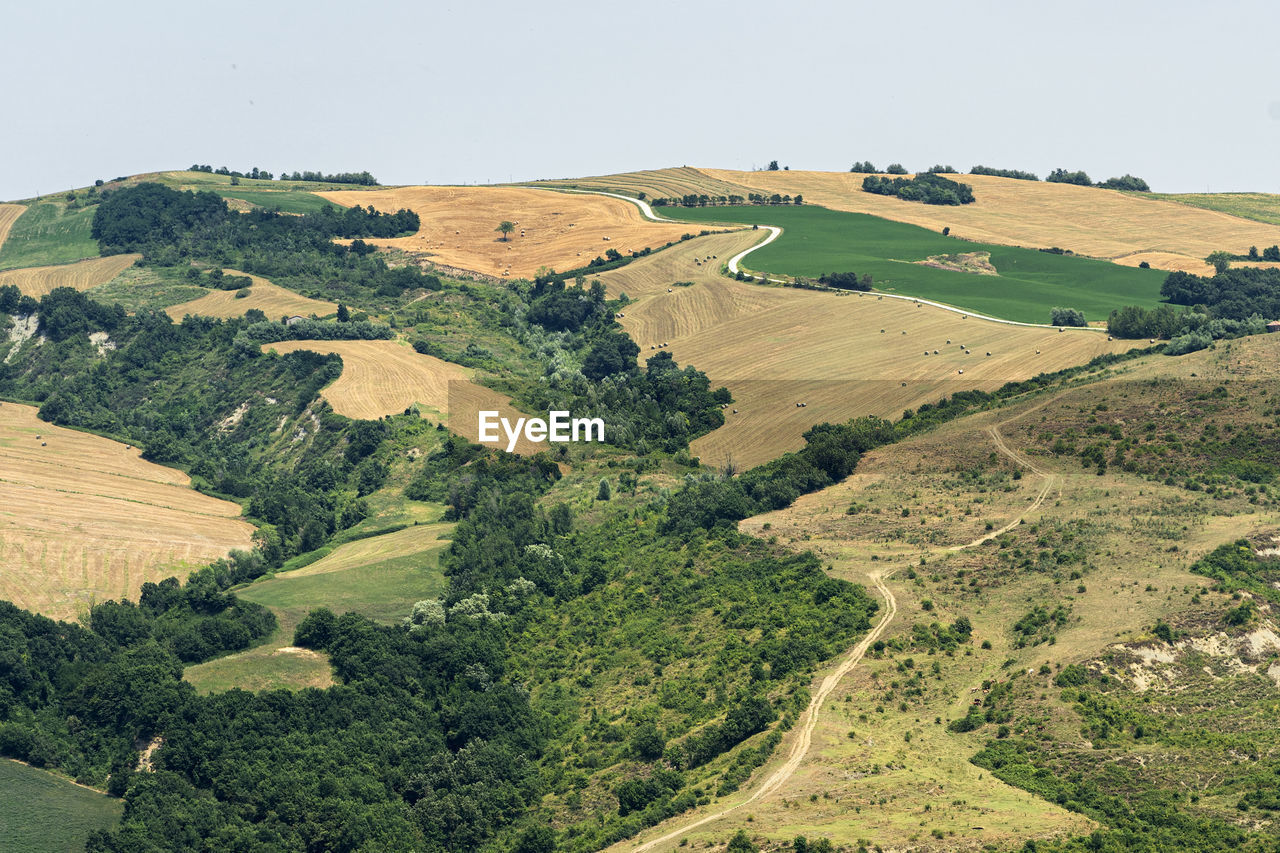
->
0, 202, 99, 270
87, 266, 209, 312
1137, 191, 1280, 226
0, 760, 122, 852
185, 522, 451, 693
655, 205, 1166, 325
214, 187, 336, 214
654, 341, 1280, 851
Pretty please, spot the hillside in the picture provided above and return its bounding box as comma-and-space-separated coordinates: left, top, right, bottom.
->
593, 230, 1137, 468
624, 334, 1280, 851
3, 165, 1280, 853
317, 185, 705, 279
533, 167, 1280, 276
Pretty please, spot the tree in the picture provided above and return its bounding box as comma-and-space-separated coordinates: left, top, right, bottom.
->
596, 478, 611, 501
885, 163, 908, 175
766, 160, 780, 171
849, 160, 877, 173
728, 830, 758, 852
495, 221, 515, 241
336, 303, 350, 322
1050, 307, 1087, 327
1206, 251, 1232, 274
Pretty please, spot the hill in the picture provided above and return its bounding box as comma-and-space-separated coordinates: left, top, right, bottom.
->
594, 231, 1138, 468
0, 402, 255, 620
316, 185, 705, 279
0, 254, 140, 298
625, 334, 1280, 851
164, 270, 337, 322
532, 167, 1280, 276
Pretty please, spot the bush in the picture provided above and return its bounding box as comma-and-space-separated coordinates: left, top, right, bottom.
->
1050, 307, 1087, 327
970, 165, 1039, 181
1097, 174, 1151, 191
849, 160, 877, 173
1046, 168, 1093, 186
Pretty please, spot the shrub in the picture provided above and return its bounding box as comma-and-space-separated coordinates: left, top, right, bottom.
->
1050, 307, 1087, 327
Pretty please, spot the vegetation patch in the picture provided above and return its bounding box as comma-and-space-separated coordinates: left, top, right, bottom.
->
657, 204, 1165, 323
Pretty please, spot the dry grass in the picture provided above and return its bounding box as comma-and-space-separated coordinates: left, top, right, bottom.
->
0, 254, 140, 297
595, 233, 1138, 469
0, 204, 24, 254
698, 168, 1280, 273
0, 402, 254, 621
532, 166, 754, 203
261, 339, 541, 453
315, 186, 700, 278
630, 344, 1280, 852
165, 270, 336, 322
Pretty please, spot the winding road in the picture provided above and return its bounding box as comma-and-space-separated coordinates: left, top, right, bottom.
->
631, 570, 898, 852
547, 187, 1106, 332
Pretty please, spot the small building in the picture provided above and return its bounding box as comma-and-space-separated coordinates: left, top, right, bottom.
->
1267, 320, 1280, 333
285, 315, 306, 326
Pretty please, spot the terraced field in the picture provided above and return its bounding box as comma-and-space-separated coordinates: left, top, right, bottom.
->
596, 232, 1138, 468
165, 271, 336, 321
261, 339, 541, 453
0, 254, 140, 297
316, 185, 701, 278
0, 402, 254, 620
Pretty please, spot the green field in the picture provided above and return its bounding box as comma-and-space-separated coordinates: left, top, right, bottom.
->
184, 523, 450, 693
0, 203, 99, 270
658, 205, 1167, 324
0, 761, 121, 852
1137, 191, 1280, 226
87, 266, 207, 311
215, 187, 335, 214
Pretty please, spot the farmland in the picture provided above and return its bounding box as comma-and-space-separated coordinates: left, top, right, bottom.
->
261, 339, 542, 452
654, 204, 1167, 324
624, 338, 1280, 852
700, 168, 1280, 275
595, 231, 1138, 468
0, 202, 99, 270
0, 402, 255, 620
164, 271, 336, 321
0, 254, 139, 297
0, 761, 122, 853
316, 185, 703, 278
0, 204, 24, 253
1138, 190, 1280, 226
185, 522, 451, 693
533, 167, 1280, 276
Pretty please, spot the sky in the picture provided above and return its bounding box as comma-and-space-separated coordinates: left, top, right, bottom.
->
3, 0, 1279, 200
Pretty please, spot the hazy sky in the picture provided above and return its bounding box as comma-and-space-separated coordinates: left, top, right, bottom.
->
4, 0, 1279, 200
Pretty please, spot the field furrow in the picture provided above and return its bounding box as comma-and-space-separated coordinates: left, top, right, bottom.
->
0, 254, 140, 297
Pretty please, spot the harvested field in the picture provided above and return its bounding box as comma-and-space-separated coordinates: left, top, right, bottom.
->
0, 403, 254, 620
538, 167, 1280, 274
0, 254, 140, 298
698, 168, 1280, 273
316, 185, 700, 278
532, 166, 754, 203
261, 339, 541, 453
165, 270, 336, 321
595, 234, 1138, 469
0, 204, 24, 253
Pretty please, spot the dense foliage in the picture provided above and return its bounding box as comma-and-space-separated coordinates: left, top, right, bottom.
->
861, 173, 975, 205
969, 165, 1039, 181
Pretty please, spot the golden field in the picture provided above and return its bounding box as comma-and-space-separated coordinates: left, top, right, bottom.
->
261, 339, 542, 453
0, 254, 139, 297
317, 185, 702, 278
595, 232, 1138, 468
165, 270, 336, 321
0, 402, 254, 620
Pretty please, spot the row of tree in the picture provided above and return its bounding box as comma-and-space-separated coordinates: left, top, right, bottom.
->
862, 172, 976, 205
650, 193, 802, 207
